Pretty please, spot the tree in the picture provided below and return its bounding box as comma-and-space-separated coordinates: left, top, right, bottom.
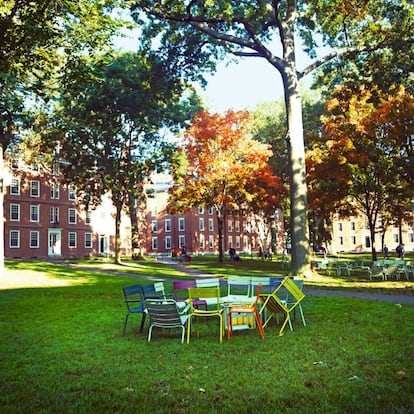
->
131, 0, 412, 275
307, 85, 414, 261
35, 51, 202, 263
0, 0, 128, 275
168, 110, 285, 263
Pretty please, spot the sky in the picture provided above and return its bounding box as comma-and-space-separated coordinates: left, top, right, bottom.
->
114, 21, 320, 113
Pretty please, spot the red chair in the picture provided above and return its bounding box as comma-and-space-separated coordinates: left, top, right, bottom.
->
226, 283, 265, 340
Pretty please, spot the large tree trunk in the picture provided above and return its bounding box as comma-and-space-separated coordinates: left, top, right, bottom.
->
128, 192, 141, 259
217, 213, 224, 263
282, 23, 311, 277
114, 200, 123, 264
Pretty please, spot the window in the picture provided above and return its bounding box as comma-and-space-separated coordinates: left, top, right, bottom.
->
236, 235, 241, 248
85, 233, 93, 248
30, 205, 39, 222
208, 207, 214, 215
208, 218, 214, 231
209, 235, 214, 248
152, 237, 158, 250
30, 180, 40, 197
30, 231, 39, 248
365, 236, 371, 248
393, 234, 399, 243
151, 204, 157, 216
10, 158, 19, 169
151, 220, 158, 232
165, 218, 171, 232
351, 236, 356, 245
228, 220, 233, 232
350, 221, 356, 231
198, 207, 204, 214
165, 236, 171, 249
408, 233, 414, 243
50, 182, 60, 199
10, 178, 20, 195
52, 161, 60, 176
50, 207, 60, 224
68, 208, 77, 224
68, 184, 76, 200
179, 235, 185, 249
337, 222, 343, 232
68, 232, 77, 248
10, 230, 20, 248
338, 236, 343, 246
31, 163, 39, 172
199, 217, 205, 231
10, 204, 20, 221
235, 220, 240, 233
228, 236, 233, 248
85, 211, 91, 225
199, 233, 205, 249
178, 218, 185, 231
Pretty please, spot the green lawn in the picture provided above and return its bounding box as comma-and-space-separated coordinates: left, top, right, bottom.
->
1, 259, 413, 413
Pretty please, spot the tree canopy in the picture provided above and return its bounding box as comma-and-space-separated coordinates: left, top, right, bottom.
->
131, 0, 413, 275
168, 109, 285, 262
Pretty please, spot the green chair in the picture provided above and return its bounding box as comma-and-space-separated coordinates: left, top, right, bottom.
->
259, 277, 306, 336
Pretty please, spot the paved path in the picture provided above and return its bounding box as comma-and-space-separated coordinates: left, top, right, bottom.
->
66, 259, 414, 306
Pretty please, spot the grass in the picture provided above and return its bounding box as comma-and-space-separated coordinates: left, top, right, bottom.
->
1, 258, 414, 413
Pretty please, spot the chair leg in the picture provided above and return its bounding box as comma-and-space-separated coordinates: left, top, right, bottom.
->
139, 312, 146, 334
227, 311, 233, 340
122, 313, 130, 336
254, 311, 265, 339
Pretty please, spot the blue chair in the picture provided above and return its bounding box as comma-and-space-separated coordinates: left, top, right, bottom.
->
122, 284, 146, 336
122, 283, 161, 336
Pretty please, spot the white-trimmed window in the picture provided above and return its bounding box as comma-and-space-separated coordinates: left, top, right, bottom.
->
52, 161, 60, 176
10, 230, 20, 248
10, 204, 20, 221
50, 207, 60, 224
199, 217, 205, 231
50, 182, 60, 199
228, 236, 233, 248
236, 235, 241, 248
85, 233, 93, 248
165, 236, 171, 249
165, 218, 171, 232
85, 211, 91, 225
198, 207, 204, 214
10, 158, 19, 169
208, 207, 214, 215
199, 233, 205, 249
235, 220, 240, 232
228, 220, 233, 232
31, 163, 39, 172
30, 180, 40, 197
68, 208, 77, 224
10, 178, 20, 195
151, 204, 157, 216
30, 231, 39, 248
152, 237, 158, 250
208, 218, 214, 231
30, 205, 39, 222
178, 218, 185, 231
209, 235, 214, 248
68, 184, 76, 200
351, 236, 356, 245
151, 220, 158, 232
393, 234, 399, 243
338, 236, 343, 246
337, 222, 343, 232
350, 221, 356, 231
179, 235, 185, 249
68, 232, 77, 248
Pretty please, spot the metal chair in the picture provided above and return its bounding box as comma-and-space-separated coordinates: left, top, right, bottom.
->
145, 299, 190, 344
122, 284, 146, 336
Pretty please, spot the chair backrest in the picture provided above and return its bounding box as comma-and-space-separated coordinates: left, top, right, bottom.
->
188, 287, 221, 312
173, 280, 196, 301
122, 284, 144, 311
227, 276, 251, 297
154, 282, 166, 298
283, 278, 305, 306
145, 299, 183, 327
195, 278, 221, 288
141, 283, 158, 299
250, 277, 271, 295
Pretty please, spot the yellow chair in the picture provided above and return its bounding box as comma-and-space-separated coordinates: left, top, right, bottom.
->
259, 277, 306, 336
187, 287, 224, 344
227, 283, 264, 340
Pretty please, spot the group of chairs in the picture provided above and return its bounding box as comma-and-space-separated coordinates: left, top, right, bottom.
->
122, 276, 306, 344
370, 259, 413, 281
